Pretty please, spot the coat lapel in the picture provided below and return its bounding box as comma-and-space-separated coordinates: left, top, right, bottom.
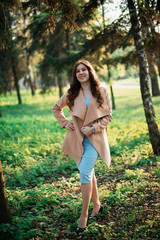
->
69, 88, 87, 120
69, 87, 110, 125
83, 94, 110, 126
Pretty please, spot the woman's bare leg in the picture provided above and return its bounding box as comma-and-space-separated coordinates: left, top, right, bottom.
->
90, 175, 101, 216
78, 183, 92, 228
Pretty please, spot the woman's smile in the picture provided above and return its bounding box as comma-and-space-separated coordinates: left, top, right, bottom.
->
76, 64, 90, 83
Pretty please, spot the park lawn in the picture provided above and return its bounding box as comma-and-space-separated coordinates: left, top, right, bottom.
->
0, 86, 160, 240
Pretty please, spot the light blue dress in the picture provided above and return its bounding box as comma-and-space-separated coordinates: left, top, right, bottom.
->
77, 97, 98, 184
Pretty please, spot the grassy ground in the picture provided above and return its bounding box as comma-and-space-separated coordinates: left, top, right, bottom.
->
0, 86, 160, 240
113, 76, 160, 86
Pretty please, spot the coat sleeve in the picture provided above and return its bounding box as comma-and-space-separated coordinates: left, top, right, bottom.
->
92, 88, 112, 133
52, 92, 69, 128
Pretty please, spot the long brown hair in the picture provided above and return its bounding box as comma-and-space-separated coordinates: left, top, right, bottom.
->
67, 59, 104, 109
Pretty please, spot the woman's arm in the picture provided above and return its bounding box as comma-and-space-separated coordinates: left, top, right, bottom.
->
92, 87, 112, 133
91, 115, 112, 133
52, 93, 69, 128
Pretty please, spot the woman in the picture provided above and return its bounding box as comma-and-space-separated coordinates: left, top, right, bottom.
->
52, 59, 112, 234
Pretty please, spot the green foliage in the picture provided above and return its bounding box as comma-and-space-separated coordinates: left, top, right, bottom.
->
0, 87, 160, 239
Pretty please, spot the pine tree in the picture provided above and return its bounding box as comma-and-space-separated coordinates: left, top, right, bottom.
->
127, 0, 160, 155
0, 161, 12, 223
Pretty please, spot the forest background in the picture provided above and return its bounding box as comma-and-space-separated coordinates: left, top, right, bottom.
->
0, 0, 160, 239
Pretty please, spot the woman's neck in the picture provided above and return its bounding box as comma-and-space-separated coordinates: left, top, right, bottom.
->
81, 82, 91, 97
81, 82, 91, 91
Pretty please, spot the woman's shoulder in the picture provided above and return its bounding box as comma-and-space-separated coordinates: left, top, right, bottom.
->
100, 85, 109, 95
54, 91, 68, 106
59, 91, 69, 100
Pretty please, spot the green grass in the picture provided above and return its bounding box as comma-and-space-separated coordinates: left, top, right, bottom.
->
0, 86, 160, 240
113, 76, 160, 86
113, 77, 140, 85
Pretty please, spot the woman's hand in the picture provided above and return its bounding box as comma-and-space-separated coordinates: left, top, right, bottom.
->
65, 121, 75, 131
80, 126, 92, 136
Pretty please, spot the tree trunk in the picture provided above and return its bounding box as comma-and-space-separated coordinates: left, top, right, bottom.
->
127, 0, 160, 155
107, 64, 116, 110
66, 29, 72, 83
10, 49, 22, 105
138, 1, 160, 97
148, 56, 160, 96
66, 29, 70, 56
0, 161, 12, 223
32, 65, 37, 90
110, 85, 116, 110
101, 0, 116, 110
0, 109, 2, 117
25, 50, 35, 96
157, 59, 160, 76
57, 74, 63, 98
22, 8, 35, 96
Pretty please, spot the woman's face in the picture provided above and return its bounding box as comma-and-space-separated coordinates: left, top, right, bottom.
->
76, 64, 90, 84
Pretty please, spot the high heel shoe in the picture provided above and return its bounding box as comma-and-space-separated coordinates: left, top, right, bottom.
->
75, 218, 88, 234
75, 227, 86, 234
88, 205, 103, 220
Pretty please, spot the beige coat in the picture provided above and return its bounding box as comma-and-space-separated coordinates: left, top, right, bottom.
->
52, 86, 112, 168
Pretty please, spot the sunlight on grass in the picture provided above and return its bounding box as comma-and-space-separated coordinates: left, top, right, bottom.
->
0, 87, 160, 239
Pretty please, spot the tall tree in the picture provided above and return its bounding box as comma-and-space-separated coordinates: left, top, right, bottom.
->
9, 47, 22, 104
0, 1, 23, 104
0, 161, 12, 223
28, 0, 109, 96
127, 0, 160, 155
21, 2, 35, 96
138, 0, 160, 96
107, 63, 116, 109
101, 0, 116, 110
